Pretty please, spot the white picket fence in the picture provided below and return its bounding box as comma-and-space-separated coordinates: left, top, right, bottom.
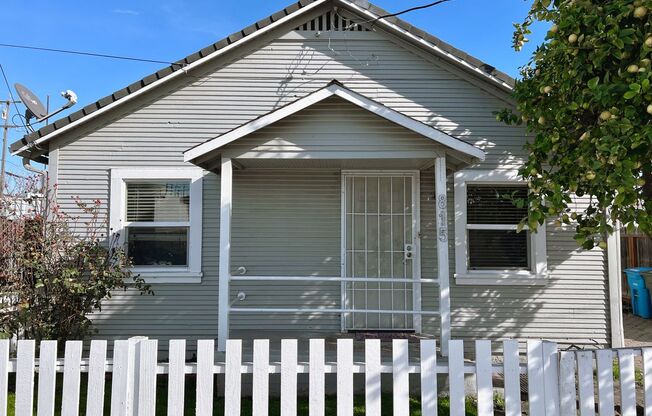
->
0, 338, 650, 416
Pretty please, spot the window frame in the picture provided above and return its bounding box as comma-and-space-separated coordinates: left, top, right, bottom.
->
453, 169, 547, 286
110, 168, 204, 283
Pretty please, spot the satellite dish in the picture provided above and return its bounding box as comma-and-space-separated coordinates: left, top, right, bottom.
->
14, 83, 47, 120
13, 82, 77, 129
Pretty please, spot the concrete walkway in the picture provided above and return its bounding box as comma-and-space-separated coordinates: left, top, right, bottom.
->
624, 312, 652, 348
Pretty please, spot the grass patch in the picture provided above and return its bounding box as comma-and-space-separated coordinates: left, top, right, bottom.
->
5, 375, 480, 415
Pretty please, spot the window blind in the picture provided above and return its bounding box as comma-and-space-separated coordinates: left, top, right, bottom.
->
126, 182, 190, 222
466, 184, 530, 270
467, 185, 527, 225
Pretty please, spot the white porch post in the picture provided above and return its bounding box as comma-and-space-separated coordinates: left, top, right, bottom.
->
607, 224, 624, 348
218, 156, 233, 352
435, 156, 451, 356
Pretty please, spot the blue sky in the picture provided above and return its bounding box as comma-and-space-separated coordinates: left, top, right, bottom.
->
1, 0, 546, 180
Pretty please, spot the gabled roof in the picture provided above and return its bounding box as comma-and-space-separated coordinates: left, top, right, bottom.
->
11, 0, 513, 159
184, 80, 485, 163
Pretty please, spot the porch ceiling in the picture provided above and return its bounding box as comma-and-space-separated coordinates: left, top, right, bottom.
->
184, 80, 485, 172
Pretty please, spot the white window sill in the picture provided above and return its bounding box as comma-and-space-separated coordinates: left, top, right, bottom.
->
455, 273, 548, 286
127, 271, 203, 284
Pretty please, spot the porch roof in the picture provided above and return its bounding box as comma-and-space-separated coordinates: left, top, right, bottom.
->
183, 80, 486, 168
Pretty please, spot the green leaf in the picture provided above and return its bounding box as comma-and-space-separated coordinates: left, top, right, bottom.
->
587, 77, 600, 89
629, 83, 641, 93
623, 90, 637, 99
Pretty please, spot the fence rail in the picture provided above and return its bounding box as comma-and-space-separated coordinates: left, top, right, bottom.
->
0, 338, 650, 416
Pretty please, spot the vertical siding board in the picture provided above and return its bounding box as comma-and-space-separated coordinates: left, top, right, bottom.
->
0, 340, 8, 416
196, 339, 215, 416
167, 340, 186, 416
420, 340, 437, 416
225, 340, 242, 416
16, 340, 36, 416
502, 340, 521, 416
36, 341, 58, 416
86, 340, 108, 416
309, 339, 325, 416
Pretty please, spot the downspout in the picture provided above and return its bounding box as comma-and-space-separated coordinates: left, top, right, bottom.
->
22, 157, 45, 175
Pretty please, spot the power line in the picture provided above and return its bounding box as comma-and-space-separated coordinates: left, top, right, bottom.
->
0, 63, 28, 133
0, 43, 184, 67
373, 0, 453, 20
350, 0, 454, 29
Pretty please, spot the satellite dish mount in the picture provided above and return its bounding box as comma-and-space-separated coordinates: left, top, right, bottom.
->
14, 83, 77, 131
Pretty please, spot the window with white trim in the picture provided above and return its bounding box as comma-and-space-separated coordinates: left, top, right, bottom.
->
454, 170, 547, 284
110, 168, 204, 282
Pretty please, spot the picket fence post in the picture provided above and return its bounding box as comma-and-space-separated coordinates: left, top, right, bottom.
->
6, 336, 652, 416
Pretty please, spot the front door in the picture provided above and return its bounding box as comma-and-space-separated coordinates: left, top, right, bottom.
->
342, 172, 419, 331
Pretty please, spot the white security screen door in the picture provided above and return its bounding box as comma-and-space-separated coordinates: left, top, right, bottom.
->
342, 172, 419, 330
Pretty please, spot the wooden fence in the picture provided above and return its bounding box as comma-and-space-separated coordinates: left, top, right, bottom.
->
1, 338, 651, 416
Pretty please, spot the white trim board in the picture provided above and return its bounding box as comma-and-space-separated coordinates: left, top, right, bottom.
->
453, 169, 548, 285
109, 167, 205, 283
184, 82, 485, 163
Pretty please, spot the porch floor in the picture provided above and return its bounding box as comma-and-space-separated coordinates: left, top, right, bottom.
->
220, 330, 439, 363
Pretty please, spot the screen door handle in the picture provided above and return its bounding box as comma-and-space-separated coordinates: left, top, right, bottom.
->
405, 244, 414, 260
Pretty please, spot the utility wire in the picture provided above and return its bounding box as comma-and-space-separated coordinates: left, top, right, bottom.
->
0, 63, 29, 133
372, 0, 453, 20
0, 43, 184, 67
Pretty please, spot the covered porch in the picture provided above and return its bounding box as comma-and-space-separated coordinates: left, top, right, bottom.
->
184, 81, 485, 354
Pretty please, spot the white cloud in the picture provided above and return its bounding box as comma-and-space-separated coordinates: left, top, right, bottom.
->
112, 9, 140, 16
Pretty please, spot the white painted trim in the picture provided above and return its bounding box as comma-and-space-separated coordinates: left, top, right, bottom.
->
184, 83, 485, 162
453, 169, 548, 284
413, 172, 422, 333
607, 225, 624, 348
230, 276, 439, 284
434, 156, 450, 356
217, 157, 233, 352
109, 167, 204, 282
336, 0, 513, 91
230, 308, 440, 315
47, 147, 59, 194
11, 0, 330, 157
340, 172, 347, 332
455, 277, 548, 286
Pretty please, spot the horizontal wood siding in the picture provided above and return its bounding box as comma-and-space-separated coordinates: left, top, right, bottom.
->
230, 169, 341, 331
224, 96, 441, 158
51, 21, 608, 346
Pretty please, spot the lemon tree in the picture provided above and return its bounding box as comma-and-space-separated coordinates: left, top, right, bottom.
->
498, 0, 652, 248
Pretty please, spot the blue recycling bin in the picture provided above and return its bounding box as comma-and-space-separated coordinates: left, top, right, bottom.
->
624, 267, 652, 318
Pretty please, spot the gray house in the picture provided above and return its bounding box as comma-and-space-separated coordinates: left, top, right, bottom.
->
11, 0, 623, 354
